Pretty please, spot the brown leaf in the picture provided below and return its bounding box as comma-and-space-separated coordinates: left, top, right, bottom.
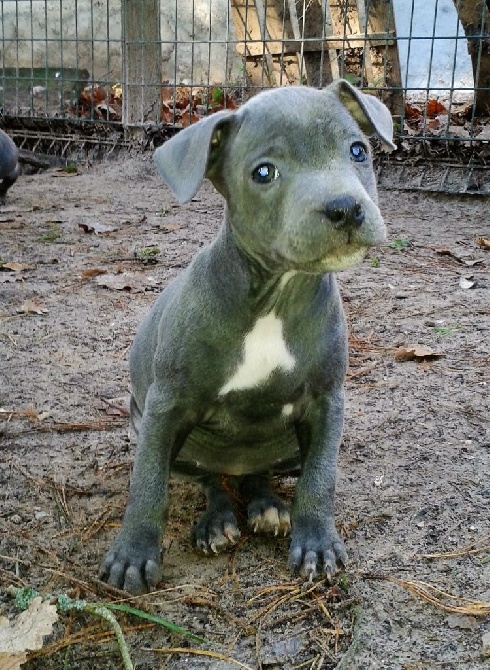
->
404, 103, 421, 119
476, 236, 490, 250
2, 262, 29, 272
426, 118, 442, 131
426, 99, 446, 117
393, 345, 444, 362
18, 300, 48, 315
81, 268, 107, 278
80, 83, 106, 106
0, 597, 58, 669
180, 109, 200, 127
160, 223, 183, 232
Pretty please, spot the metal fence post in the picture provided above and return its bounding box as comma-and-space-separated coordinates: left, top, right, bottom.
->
122, 0, 161, 127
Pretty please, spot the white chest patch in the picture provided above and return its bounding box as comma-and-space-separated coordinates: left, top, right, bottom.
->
219, 312, 296, 395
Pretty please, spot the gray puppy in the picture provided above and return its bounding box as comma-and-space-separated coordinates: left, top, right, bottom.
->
100, 79, 395, 594
0, 129, 20, 205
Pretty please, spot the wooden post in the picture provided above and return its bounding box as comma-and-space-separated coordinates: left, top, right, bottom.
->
452, 0, 490, 115
358, 0, 403, 116
122, 0, 161, 126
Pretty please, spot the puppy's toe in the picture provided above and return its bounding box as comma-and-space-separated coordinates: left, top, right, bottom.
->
248, 496, 291, 537
289, 519, 346, 582
100, 532, 163, 595
192, 510, 241, 554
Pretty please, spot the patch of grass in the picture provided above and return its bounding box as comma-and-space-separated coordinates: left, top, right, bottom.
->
63, 164, 78, 174
370, 256, 380, 268
433, 325, 459, 336
389, 238, 410, 251
37, 223, 62, 243
134, 245, 161, 264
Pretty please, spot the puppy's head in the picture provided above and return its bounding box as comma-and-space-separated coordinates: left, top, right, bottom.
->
154, 80, 395, 274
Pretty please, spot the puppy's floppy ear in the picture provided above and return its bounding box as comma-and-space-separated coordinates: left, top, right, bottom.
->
330, 79, 397, 151
154, 110, 235, 203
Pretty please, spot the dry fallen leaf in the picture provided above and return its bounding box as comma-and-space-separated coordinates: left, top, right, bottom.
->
0, 596, 58, 669
81, 268, 107, 278
393, 345, 444, 362
476, 236, 490, 250
18, 300, 48, 316
2, 262, 29, 272
426, 99, 447, 117
160, 223, 183, 232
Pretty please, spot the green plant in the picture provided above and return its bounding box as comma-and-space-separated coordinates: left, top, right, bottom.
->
370, 256, 380, 268
389, 238, 410, 251
63, 164, 78, 173
37, 223, 62, 242
433, 325, 458, 336
211, 87, 224, 104
134, 245, 161, 264
12, 586, 205, 670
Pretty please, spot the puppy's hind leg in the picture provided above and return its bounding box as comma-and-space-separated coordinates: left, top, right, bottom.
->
192, 476, 241, 554
240, 475, 291, 537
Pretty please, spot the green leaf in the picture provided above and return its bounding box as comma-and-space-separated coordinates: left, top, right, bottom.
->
105, 603, 207, 643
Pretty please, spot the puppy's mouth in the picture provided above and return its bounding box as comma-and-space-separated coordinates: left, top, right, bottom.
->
314, 246, 367, 272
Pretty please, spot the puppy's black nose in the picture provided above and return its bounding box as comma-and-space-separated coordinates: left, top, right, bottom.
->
324, 195, 365, 228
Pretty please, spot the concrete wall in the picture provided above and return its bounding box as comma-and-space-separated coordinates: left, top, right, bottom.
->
0, 0, 241, 85
393, 0, 473, 103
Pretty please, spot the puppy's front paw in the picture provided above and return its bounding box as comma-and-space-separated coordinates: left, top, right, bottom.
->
289, 519, 347, 582
192, 509, 241, 554
248, 495, 291, 537
99, 529, 162, 595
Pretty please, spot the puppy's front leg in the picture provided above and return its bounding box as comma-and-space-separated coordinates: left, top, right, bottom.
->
100, 385, 189, 594
289, 387, 347, 581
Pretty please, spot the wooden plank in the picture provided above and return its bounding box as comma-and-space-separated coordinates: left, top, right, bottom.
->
122, 0, 161, 125
364, 0, 403, 114
230, 0, 302, 86
238, 34, 395, 57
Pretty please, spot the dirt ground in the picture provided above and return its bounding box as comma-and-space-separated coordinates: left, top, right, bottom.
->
0, 155, 489, 670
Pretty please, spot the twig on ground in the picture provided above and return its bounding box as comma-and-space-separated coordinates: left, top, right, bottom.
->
364, 573, 490, 616
421, 535, 490, 560
147, 646, 255, 669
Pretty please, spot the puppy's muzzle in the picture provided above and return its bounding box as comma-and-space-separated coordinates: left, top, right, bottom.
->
324, 195, 365, 229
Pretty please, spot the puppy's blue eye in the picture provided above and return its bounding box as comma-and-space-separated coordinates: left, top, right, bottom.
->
350, 142, 368, 162
252, 163, 279, 184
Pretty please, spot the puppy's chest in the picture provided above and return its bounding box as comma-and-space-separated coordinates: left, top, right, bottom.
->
218, 311, 299, 397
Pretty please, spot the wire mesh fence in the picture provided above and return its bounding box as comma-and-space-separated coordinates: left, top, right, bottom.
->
0, 0, 488, 191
